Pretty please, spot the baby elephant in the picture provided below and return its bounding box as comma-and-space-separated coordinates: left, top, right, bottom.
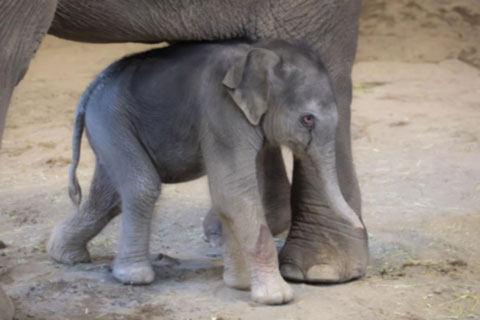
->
48, 40, 361, 304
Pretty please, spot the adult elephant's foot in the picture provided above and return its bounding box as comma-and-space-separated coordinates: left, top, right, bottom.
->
0, 285, 14, 320
279, 208, 368, 283
47, 223, 91, 264
113, 260, 155, 285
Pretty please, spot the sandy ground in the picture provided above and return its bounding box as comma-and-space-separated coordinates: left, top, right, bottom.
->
1, 1, 480, 319
358, 0, 480, 68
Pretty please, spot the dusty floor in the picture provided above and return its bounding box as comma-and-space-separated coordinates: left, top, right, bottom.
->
1, 2, 480, 319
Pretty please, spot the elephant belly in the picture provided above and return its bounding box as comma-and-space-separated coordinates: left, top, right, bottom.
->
50, 0, 249, 43
155, 150, 206, 184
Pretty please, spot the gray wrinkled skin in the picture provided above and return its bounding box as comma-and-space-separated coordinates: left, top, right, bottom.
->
0, 1, 367, 313
47, 40, 363, 304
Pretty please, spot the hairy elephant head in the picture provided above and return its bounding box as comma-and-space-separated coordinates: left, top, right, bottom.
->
223, 41, 363, 230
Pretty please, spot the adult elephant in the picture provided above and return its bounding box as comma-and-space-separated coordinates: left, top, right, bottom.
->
0, 0, 367, 315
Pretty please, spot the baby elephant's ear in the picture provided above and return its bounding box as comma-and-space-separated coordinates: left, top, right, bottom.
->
222, 48, 281, 125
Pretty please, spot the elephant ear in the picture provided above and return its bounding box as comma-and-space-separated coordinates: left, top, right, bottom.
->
222, 48, 281, 125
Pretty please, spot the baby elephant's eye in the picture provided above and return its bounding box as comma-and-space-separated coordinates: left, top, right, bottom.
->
301, 114, 315, 129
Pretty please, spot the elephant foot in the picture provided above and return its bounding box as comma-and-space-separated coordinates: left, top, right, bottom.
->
47, 224, 91, 264
113, 261, 155, 285
0, 285, 14, 320
251, 273, 294, 305
279, 208, 368, 283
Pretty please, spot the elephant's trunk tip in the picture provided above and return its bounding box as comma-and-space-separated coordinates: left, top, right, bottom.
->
309, 145, 364, 230
343, 207, 364, 230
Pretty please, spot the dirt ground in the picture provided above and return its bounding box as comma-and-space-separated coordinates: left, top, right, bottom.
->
1, 1, 479, 319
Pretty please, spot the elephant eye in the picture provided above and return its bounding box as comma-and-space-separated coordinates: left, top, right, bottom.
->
301, 114, 315, 129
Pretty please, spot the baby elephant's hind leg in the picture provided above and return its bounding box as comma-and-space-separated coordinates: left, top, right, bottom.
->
111, 156, 161, 285
48, 163, 121, 264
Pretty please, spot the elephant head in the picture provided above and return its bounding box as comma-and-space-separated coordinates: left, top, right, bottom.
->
223, 41, 364, 230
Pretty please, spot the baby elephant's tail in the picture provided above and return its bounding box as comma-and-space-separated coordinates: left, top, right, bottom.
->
69, 94, 88, 208
68, 61, 124, 208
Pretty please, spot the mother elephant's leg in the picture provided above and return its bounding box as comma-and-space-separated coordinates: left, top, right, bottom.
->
0, 0, 58, 146
279, 134, 368, 283
279, 86, 368, 282
0, 2, 57, 319
272, 0, 368, 282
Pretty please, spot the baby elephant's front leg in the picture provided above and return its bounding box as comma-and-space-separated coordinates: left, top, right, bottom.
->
207, 148, 294, 304
219, 203, 293, 305
251, 224, 291, 302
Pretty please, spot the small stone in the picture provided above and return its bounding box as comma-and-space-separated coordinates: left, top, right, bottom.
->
448, 259, 467, 267
432, 288, 442, 294
389, 120, 409, 127
0, 240, 6, 249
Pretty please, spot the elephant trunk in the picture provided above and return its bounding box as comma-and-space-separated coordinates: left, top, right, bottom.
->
302, 141, 364, 230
